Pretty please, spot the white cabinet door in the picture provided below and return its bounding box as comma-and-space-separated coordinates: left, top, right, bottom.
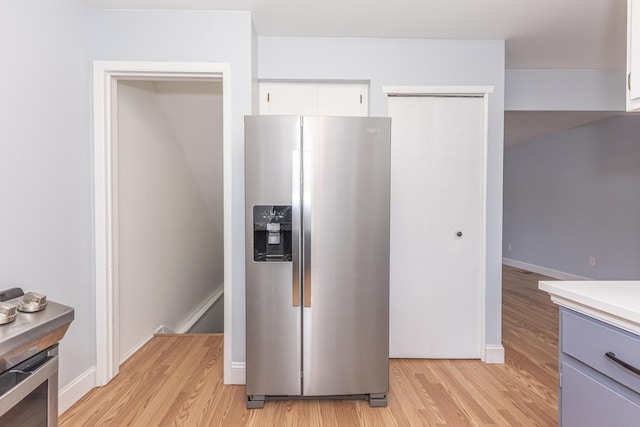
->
259, 83, 316, 115
317, 85, 368, 116
628, 0, 640, 111
259, 83, 368, 116
387, 94, 486, 359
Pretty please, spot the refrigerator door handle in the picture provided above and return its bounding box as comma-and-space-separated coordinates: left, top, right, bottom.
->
292, 151, 301, 307
302, 150, 312, 307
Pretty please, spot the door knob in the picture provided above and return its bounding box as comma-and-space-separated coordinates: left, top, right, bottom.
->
453, 230, 463, 239
456, 231, 462, 237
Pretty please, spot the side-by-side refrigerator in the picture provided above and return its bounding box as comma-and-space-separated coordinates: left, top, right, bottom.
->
245, 115, 391, 408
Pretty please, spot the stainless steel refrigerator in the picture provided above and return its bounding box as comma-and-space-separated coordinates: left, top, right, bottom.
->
244, 115, 391, 408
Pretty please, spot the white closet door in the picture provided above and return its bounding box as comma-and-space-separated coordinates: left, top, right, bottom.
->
388, 95, 484, 359
259, 82, 368, 116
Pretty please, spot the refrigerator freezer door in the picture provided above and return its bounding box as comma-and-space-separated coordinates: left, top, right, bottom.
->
245, 116, 302, 396
301, 116, 391, 396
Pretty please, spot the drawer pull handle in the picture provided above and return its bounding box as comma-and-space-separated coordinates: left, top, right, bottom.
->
605, 352, 640, 376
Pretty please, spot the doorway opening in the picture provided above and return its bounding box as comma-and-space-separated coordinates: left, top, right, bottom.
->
116, 79, 224, 362
93, 62, 232, 386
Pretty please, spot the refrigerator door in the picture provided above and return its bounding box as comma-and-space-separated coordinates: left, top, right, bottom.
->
302, 116, 391, 396
245, 116, 302, 396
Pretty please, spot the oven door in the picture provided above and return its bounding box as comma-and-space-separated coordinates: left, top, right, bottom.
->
0, 346, 58, 427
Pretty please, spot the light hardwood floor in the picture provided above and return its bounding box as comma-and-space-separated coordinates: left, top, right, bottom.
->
61, 265, 559, 426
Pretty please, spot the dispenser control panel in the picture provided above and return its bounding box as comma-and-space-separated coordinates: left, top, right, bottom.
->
253, 205, 292, 262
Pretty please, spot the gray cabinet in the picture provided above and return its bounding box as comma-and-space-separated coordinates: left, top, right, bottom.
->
560, 308, 640, 426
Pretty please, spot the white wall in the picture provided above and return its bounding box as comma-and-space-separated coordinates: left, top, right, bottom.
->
505, 70, 625, 111
0, 1, 92, 389
90, 9, 253, 366
258, 36, 506, 348
503, 68, 632, 278
251, 21, 260, 115
154, 80, 224, 233
117, 80, 223, 361
504, 115, 640, 279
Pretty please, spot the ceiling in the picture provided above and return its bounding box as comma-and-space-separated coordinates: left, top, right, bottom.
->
85, 0, 632, 146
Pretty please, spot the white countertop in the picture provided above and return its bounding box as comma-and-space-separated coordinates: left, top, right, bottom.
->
539, 280, 640, 336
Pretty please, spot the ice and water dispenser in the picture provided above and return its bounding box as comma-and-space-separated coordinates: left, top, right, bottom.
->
253, 205, 292, 262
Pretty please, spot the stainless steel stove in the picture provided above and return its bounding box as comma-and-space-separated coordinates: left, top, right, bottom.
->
0, 288, 74, 427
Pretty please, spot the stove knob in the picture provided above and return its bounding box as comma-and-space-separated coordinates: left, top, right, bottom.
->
0, 302, 17, 324
18, 292, 48, 312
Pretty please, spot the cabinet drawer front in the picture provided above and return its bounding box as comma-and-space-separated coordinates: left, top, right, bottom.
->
562, 309, 640, 393
561, 362, 640, 427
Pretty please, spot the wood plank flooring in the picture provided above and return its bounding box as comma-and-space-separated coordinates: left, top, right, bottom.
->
60, 265, 559, 426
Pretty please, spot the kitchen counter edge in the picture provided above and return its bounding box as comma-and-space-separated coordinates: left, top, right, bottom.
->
538, 280, 640, 336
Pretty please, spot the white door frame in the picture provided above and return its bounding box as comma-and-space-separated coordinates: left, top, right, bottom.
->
93, 61, 233, 385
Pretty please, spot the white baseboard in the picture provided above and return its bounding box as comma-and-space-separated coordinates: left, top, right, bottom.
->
503, 258, 590, 281
121, 331, 156, 365
483, 344, 505, 364
155, 325, 175, 334
177, 287, 224, 334
230, 362, 246, 385
59, 366, 96, 416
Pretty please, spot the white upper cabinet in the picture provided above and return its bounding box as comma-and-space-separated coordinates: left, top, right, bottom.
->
628, 0, 640, 111
259, 83, 316, 116
316, 85, 368, 116
259, 82, 368, 116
